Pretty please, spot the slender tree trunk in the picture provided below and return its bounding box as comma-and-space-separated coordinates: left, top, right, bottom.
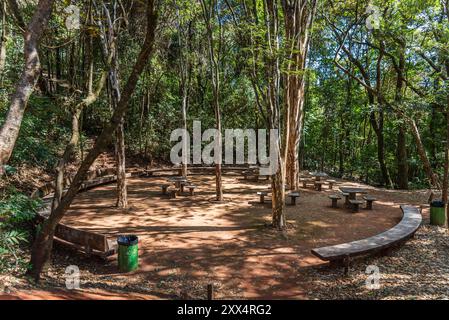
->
406, 117, 441, 189
396, 126, 408, 189
175, 2, 191, 178
52, 7, 107, 211
443, 63, 449, 225
28, 1, 158, 281
52, 108, 81, 211
181, 89, 188, 177
369, 103, 393, 188
98, 1, 128, 209
0, 1, 7, 76
395, 49, 408, 189
115, 119, 128, 208
282, 0, 317, 191
0, 0, 54, 174
200, 0, 223, 201
264, 0, 285, 229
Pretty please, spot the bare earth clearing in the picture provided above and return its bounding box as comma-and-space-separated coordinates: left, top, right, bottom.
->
2, 174, 448, 300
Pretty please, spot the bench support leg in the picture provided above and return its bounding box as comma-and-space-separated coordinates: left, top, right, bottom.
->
343, 256, 351, 276
331, 199, 338, 208
366, 201, 373, 210
352, 204, 360, 213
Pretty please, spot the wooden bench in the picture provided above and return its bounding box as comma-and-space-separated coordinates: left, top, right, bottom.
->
327, 180, 336, 190
314, 181, 324, 191
287, 192, 300, 205
328, 195, 342, 208
187, 185, 197, 196
349, 199, 364, 213
311, 205, 422, 275
160, 184, 171, 195
36, 214, 116, 259
363, 196, 377, 210
33, 171, 149, 260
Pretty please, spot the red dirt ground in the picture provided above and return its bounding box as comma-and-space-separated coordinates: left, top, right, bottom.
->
1, 174, 431, 300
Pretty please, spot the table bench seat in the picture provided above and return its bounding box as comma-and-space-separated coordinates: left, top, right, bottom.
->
327, 180, 336, 190
328, 195, 342, 208
349, 199, 364, 213
314, 181, 324, 191
257, 191, 269, 203
363, 196, 377, 210
187, 185, 197, 196
287, 192, 300, 205
160, 184, 171, 195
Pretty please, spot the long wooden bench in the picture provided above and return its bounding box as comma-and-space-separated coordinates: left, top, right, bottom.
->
33, 170, 145, 260
36, 202, 117, 259
311, 205, 422, 274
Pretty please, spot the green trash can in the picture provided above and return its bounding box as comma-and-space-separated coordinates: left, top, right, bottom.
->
430, 201, 446, 226
117, 235, 139, 272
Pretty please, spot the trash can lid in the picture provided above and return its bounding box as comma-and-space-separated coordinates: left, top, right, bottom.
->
431, 200, 445, 208
117, 235, 138, 246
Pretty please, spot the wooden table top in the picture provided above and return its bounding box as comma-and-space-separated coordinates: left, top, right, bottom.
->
339, 187, 368, 194
168, 176, 187, 182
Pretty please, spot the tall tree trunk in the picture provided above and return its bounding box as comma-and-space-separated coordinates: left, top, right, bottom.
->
175, 4, 191, 178
443, 62, 449, 225
200, 0, 223, 201
282, 0, 317, 190
395, 48, 408, 189
115, 119, 128, 208
0, 0, 54, 174
368, 97, 393, 188
396, 126, 408, 189
98, 1, 128, 209
52, 4, 107, 211
181, 89, 188, 177
28, 1, 158, 281
406, 117, 441, 189
0, 1, 7, 76
264, 0, 285, 229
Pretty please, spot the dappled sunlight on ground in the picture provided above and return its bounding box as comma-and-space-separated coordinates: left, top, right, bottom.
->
38, 174, 417, 299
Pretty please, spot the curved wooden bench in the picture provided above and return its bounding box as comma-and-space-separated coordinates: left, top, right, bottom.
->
34, 169, 145, 260
311, 205, 422, 274
145, 165, 261, 177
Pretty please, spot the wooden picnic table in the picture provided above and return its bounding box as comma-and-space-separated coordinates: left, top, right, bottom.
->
167, 176, 187, 189
339, 187, 368, 200
310, 172, 328, 181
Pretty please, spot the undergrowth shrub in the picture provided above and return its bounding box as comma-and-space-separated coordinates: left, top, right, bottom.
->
0, 188, 42, 273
